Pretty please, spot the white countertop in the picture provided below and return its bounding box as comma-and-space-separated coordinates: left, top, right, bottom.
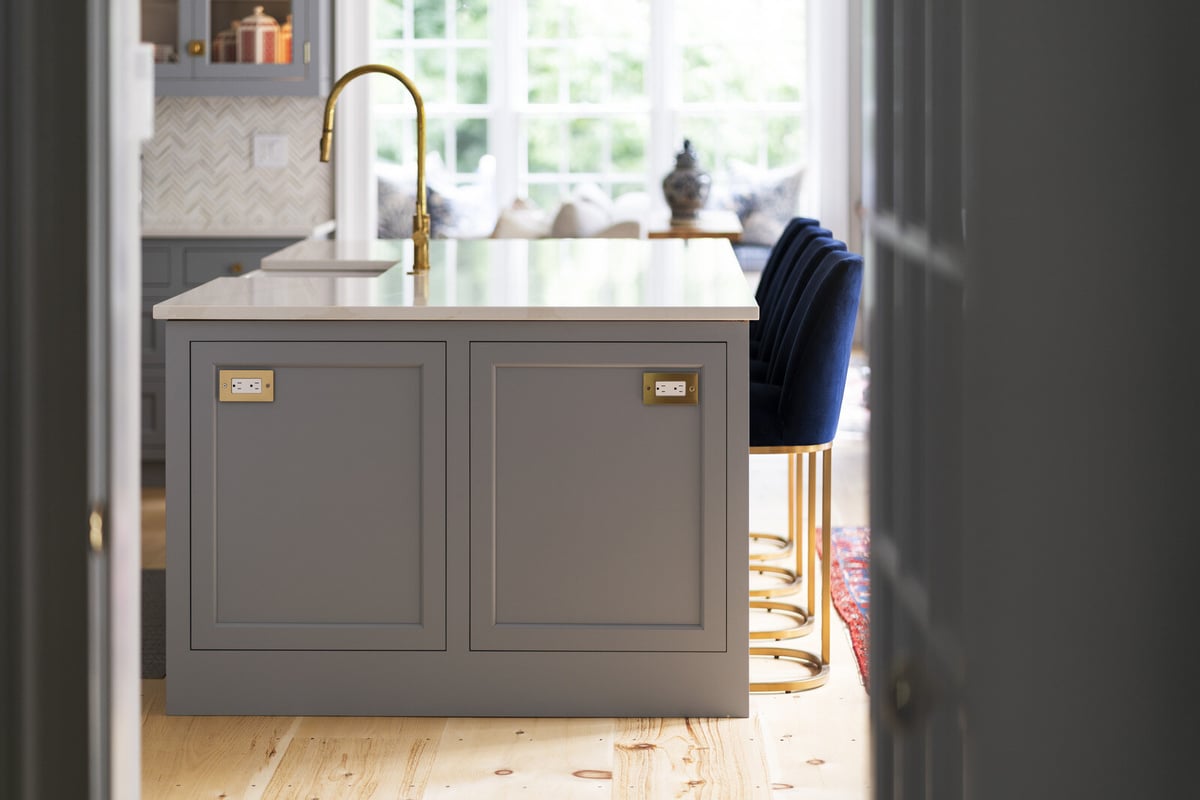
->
153, 238, 759, 322
141, 220, 336, 240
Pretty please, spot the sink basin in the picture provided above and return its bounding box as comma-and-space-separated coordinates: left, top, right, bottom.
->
260, 239, 412, 272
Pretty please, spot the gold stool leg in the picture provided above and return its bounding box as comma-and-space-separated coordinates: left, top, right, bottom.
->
749, 444, 833, 693
820, 446, 832, 666
807, 451, 817, 619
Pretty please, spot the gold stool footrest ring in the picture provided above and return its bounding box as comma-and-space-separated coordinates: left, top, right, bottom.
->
748, 531, 794, 562
749, 564, 802, 598
749, 646, 830, 693
749, 599, 813, 640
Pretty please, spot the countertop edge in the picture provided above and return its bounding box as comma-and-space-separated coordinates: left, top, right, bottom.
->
152, 307, 759, 322
141, 220, 336, 240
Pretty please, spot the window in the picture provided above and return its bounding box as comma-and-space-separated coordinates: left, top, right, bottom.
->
344, 0, 809, 238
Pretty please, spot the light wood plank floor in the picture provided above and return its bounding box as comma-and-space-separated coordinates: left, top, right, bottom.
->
141, 360, 872, 800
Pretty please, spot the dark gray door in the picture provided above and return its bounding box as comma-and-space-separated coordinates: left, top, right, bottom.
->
867, 0, 967, 795
869, 2, 1200, 798
2, 0, 145, 797
469, 341, 728, 652
189, 341, 447, 650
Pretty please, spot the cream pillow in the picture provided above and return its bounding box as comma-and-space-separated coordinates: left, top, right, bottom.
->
594, 220, 642, 238
550, 197, 612, 237
491, 199, 552, 238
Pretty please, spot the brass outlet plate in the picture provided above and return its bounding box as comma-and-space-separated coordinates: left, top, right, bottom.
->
218, 369, 275, 402
643, 372, 699, 405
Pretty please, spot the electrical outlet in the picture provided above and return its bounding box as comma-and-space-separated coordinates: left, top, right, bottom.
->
643, 372, 698, 405
253, 133, 288, 168
219, 369, 274, 402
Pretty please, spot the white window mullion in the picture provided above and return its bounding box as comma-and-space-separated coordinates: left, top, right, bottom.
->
649, 0, 674, 216
493, 0, 521, 205
335, 0, 373, 240
445, 0, 458, 179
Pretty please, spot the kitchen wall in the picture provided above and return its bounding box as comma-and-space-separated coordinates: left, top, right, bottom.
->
141, 96, 333, 231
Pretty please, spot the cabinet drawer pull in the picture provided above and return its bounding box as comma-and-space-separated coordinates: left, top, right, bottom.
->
186, 40, 206, 57
229, 262, 244, 275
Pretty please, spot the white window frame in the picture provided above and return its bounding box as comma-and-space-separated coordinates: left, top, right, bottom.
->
335, 0, 849, 244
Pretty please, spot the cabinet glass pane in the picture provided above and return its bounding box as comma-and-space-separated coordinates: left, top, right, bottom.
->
143, 0, 182, 64
209, 1, 296, 66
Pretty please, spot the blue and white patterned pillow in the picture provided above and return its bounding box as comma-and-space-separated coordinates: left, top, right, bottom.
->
717, 160, 805, 246
376, 155, 496, 239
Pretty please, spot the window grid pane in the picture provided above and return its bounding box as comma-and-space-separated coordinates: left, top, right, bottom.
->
369, 0, 806, 224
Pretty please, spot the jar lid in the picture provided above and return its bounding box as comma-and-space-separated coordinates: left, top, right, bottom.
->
242, 5, 279, 29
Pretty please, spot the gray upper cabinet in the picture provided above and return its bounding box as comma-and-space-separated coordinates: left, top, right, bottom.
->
142, 0, 330, 96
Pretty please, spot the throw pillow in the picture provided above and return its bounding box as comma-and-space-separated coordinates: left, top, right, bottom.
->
721, 160, 805, 246
550, 184, 613, 237
376, 153, 497, 239
491, 198, 553, 238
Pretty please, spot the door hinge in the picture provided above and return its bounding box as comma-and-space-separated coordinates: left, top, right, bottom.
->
304, 41, 311, 64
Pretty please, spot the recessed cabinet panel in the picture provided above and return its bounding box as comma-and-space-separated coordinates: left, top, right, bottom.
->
190, 340, 446, 650
142, 368, 167, 456
143, 244, 172, 288
470, 341, 727, 652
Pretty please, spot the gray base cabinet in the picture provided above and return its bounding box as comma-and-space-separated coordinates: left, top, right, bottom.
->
142, 237, 300, 469
189, 341, 446, 651
470, 341, 728, 653
166, 321, 749, 716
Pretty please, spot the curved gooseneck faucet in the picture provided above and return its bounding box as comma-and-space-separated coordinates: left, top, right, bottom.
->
320, 64, 431, 273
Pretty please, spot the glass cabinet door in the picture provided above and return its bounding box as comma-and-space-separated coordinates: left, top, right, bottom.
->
144, 0, 314, 84
198, 1, 307, 79
142, 0, 190, 78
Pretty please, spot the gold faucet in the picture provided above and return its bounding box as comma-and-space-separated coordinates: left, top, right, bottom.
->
320, 64, 431, 274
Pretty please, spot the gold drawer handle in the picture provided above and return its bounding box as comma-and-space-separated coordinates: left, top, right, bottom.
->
229, 262, 244, 275
187, 40, 205, 57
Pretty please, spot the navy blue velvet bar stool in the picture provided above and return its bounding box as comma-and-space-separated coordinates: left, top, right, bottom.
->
751, 224, 833, 360
750, 234, 846, 382
747, 234, 847, 568
751, 217, 822, 340
748, 249, 864, 693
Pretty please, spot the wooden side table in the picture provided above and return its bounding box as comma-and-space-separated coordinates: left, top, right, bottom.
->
648, 210, 744, 242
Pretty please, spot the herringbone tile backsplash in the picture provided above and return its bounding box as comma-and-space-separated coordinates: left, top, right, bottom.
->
142, 96, 332, 231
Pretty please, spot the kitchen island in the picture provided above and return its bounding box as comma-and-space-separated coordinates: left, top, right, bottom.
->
154, 238, 756, 716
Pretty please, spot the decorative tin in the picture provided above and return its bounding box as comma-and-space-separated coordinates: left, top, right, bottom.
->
213, 22, 238, 64
278, 14, 293, 64
238, 6, 279, 64
662, 139, 712, 222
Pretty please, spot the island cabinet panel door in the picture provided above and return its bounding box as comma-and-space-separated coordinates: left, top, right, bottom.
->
469, 341, 728, 652
189, 340, 446, 650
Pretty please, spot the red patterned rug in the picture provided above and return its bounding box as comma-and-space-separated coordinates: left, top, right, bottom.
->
818, 526, 870, 686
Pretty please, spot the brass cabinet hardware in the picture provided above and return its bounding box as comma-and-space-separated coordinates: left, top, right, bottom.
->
229, 262, 244, 275
88, 505, 104, 553
186, 40, 205, 57
304, 41, 311, 65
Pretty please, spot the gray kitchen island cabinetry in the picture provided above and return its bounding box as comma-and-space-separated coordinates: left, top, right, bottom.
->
142, 235, 302, 470
156, 239, 756, 717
